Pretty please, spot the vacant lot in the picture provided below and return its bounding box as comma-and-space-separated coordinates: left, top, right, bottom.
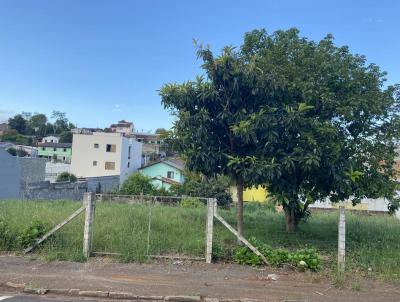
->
1, 200, 400, 282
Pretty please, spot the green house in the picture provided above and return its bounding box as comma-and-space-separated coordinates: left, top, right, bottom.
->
139, 159, 184, 190
38, 142, 72, 163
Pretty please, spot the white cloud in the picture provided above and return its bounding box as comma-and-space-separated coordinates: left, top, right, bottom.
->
112, 104, 122, 112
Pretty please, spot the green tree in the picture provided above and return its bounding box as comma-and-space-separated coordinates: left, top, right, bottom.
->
120, 173, 155, 195
59, 131, 73, 143
161, 28, 400, 233
56, 172, 77, 182
160, 44, 266, 237
172, 172, 232, 207
28, 113, 47, 135
51, 111, 69, 134
8, 114, 27, 134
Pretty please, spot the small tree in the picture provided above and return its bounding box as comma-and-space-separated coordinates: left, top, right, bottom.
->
59, 131, 73, 143
56, 172, 77, 182
172, 171, 232, 207
8, 114, 27, 134
120, 173, 155, 195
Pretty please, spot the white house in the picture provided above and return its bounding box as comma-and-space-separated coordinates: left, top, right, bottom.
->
42, 136, 59, 143
70, 132, 142, 184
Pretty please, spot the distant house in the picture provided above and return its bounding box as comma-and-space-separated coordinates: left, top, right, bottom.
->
70, 132, 142, 184
109, 120, 134, 136
38, 142, 72, 163
0, 123, 9, 135
230, 185, 268, 202
42, 136, 59, 143
139, 158, 184, 190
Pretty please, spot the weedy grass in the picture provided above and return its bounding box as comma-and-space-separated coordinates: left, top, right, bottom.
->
0, 200, 399, 281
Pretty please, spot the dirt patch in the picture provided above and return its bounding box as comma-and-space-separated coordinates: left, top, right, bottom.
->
0, 256, 399, 301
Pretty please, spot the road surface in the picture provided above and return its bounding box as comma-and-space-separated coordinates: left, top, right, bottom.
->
0, 295, 98, 301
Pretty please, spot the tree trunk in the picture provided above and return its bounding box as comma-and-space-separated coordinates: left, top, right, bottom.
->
284, 207, 298, 233
236, 177, 244, 240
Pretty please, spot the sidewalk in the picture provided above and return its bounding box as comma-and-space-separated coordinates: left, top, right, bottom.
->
0, 255, 399, 302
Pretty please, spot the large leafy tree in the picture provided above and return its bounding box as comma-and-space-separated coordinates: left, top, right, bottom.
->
161, 28, 400, 233
8, 114, 27, 134
160, 44, 267, 237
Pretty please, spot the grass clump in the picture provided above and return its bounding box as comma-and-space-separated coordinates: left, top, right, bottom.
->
233, 237, 322, 271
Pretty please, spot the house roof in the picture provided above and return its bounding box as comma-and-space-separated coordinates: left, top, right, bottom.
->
38, 142, 72, 148
110, 120, 133, 128
152, 176, 181, 186
140, 158, 185, 171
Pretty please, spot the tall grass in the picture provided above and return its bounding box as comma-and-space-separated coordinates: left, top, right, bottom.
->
1, 200, 399, 280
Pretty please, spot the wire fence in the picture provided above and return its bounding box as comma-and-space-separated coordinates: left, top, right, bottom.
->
92, 194, 209, 261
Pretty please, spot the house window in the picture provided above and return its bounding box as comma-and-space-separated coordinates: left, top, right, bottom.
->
93, 161, 97, 166
63, 156, 66, 161
106, 144, 116, 152
167, 171, 174, 179
105, 161, 115, 170
53, 148, 57, 151
128, 145, 131, 159
42, 147, 45, 151
128, 162, 130, 168
94, 143, 99, 148
63, 148, 67, 152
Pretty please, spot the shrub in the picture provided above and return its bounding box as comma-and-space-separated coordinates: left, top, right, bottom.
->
233, 237, 322, 271
17, 220, 48, 248
6, 147, 17, 156
180, 197, 205, 208
120, 173, 155, 195
56, 172, 77, 182
173, 172, 232, 207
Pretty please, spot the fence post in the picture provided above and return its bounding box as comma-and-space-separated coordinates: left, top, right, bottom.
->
83, 192, 96, 259
205, 198, 215, 264
338, 206, 346, 273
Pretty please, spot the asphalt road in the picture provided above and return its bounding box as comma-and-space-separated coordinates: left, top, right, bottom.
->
0, 295, 98, 302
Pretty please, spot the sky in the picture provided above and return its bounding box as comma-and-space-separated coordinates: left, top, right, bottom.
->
0, 0, 399, 131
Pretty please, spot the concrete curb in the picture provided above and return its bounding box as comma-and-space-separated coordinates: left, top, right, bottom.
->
2, 281, 267, 302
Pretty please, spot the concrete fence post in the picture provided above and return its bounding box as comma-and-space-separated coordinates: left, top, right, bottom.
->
338, 206, 346, 273
83, 192, 96, 259
205, 198, 215, 263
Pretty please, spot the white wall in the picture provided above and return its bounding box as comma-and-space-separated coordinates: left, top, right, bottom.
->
45, 162, 71, 182
71, 133, 142, 185
119, 138, 142, 184
42, 136, 59, 143
71, 132, 124, 178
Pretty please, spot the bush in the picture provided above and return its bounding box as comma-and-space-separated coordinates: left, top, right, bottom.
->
180, 197, 205, 208
56, 172, 77, 182
6, 147, 17, 156
120, 173, 155, 195
17, 220, 48, 248
174, 172, 232, 207
233, 237, 322, 271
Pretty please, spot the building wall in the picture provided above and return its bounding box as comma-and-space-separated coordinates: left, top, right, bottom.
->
17, 157, 46, 186
42, 136, 59, 143
71, 132, 124, 178
230, 185, 268, 202
140, 162, 183, 186
45, 162, 71, 182
0, 149, 21, 199
38, 147, 72, 158
119, 138, 142, 184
